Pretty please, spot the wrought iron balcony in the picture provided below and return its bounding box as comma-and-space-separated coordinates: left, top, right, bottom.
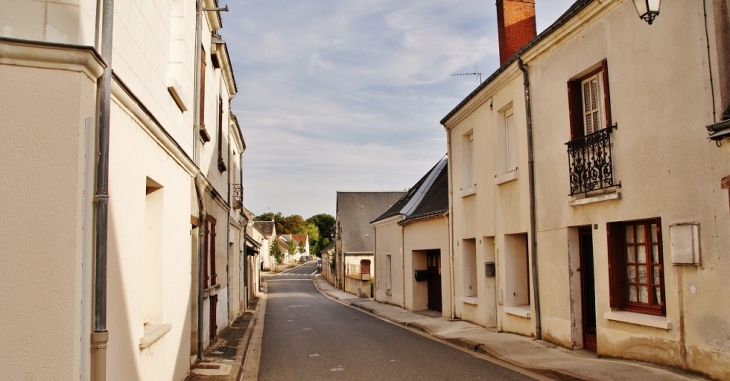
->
566, 125, 617, 196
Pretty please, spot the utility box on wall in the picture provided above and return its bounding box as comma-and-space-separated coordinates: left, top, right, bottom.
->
670, 223, 701, 265
485, 262, 496, 277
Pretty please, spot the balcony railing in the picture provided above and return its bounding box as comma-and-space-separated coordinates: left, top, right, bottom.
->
566, 125, 616, 196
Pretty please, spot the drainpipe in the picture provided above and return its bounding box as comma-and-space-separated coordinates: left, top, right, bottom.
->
91, 0, 114, 379
518, 57, 542, 340
193, 0, 205, 361
445, 129, 456, 319
401, 221, 406, 309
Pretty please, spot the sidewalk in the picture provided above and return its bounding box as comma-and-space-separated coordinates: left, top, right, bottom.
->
184, 296, 261, 381
312, 275, 707, 381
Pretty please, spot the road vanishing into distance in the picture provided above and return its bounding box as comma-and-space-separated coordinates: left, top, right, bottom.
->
258, 262, 543, 380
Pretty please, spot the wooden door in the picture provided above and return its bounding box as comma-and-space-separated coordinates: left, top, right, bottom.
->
427, 250, 442, 312
579, 227, 597, 351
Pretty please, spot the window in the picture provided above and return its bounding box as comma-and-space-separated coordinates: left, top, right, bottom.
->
607, 218, 665, 316
504, 233, 529, 307
566, 60, 616, 196
463, 239, 477, 297
198, 46, 210, 143
567, 60, 612, 140
385, 255, 392, 291
463, 132, 475, 191
217, 96, 227, 172
203, 215, 217, 288
499, 109, 517, 174
144, 178, 163, 324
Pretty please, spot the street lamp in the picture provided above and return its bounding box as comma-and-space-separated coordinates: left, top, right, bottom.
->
633, 0, 661, 25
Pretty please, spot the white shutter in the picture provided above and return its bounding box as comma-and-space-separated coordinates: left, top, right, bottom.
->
582, 74, 602, 135
506, 112, 516, 172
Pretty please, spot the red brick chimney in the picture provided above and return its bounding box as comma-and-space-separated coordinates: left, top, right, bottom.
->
496, 0, 537, 65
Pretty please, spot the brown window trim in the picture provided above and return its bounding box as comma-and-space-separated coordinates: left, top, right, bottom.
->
567, 60, 612, 140
607, 218, 665, 316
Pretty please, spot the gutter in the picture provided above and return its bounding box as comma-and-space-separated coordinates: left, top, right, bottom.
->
91, 0, 114, 379
193, 0, 205, 361
445, 129, 456, 319
518, 58, 542, 340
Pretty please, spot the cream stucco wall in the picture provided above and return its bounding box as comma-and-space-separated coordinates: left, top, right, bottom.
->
445, 68, 535, 335
403, 216, 451, 317
105, 97, 193, 381
522, 0, 730, 378
0, 51, 100, 380
373, 217, 404, 307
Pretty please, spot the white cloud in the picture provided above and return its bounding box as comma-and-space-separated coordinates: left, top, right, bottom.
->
224, 0, 573, 218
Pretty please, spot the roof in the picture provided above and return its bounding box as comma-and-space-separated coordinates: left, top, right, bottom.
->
440, 0, 593, 125
292, 233, 308, 244
371, 156, 449, 225
320, 240, 335, 254
336, 191, 405, 254
253, 221, 275, 237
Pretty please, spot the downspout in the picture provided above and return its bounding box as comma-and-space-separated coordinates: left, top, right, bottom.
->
401, 220, 405, 309
518, 57, 542, 340
193, 0, 205, 361
91, 0, 114, 379
445, 128, 456, 319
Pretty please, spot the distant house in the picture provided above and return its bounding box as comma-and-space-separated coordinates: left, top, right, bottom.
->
292, 233, 310, 259
371, 157, 451, 316
334, 191, 405, 296
254, 220, 277, 270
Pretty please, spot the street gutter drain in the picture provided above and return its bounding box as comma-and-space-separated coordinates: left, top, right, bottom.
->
199, 364, 221, 370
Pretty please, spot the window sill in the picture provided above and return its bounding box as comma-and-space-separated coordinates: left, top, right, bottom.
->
604, 310, 672, 330
460, 186, 477, 198
139, 323, 172, 349
495, 170, 518, 185
569, 191, 620, 206
504, 305, 531, 318
461, 296, 478, 305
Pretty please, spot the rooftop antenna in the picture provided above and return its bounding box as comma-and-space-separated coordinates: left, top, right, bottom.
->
451, 67, 482, 84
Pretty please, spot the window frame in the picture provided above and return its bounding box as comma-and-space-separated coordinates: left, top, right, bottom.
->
463, 131, 475, 191
502, 108, 517, 174
607, 218, 666, 316
567, 60, 612, 140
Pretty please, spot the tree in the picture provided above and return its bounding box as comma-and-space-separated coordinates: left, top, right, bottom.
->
287, 238, 297, 266
280, 214, 307, 234
306, 213, 335, 258
270, 239, 282, 271
298, 241, 306, 257
306, 223, 320, 256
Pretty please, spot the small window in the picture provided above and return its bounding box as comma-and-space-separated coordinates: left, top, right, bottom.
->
501, 109, 517, 174
607, 218, 665, 316
568, 60, 612, 140
504, 233, 529, 307
463, 239, 477, 297
463, 132, 475, 190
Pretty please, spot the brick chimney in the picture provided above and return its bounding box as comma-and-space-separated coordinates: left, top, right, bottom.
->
496, 0, 537, 65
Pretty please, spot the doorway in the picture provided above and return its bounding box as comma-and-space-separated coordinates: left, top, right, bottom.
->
579, 226, 597, 352
209, 294, 218, 342
426, 250, 442, 312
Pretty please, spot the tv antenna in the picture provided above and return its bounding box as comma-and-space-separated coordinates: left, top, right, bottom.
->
451, 67, 482, 84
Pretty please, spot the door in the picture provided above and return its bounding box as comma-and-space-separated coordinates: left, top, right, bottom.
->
579, 227, 597, 351
427, 250, 442, 312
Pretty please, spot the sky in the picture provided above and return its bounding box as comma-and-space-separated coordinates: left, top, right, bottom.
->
222, 0, 576, 219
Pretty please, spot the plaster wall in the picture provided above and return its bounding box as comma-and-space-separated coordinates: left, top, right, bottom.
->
0, 61, 98, 380
373, 218, 404, 306
525, 0, 730, 377
105, 98, 193, 381
403, 217, 451, 317
0, 0, 98, 46
446, 71, 534, 332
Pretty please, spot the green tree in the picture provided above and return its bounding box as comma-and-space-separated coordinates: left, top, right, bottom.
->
280, 214, 307, 234
270, 239, 283, 271
306, 223, 320, 256
298, 241, 306, 257
287, 238, 297, 266
306, 213, 335, 258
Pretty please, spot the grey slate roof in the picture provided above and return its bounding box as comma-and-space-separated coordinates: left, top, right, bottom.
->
371, 156, 449, 225
253, 221, 275, 238
336, 191, 405, 254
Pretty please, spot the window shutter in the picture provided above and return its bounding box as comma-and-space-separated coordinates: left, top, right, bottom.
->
607, 223, 627, 308
567, 80, 584, 140
200, 47, 206, 125
601, 60, 612, 128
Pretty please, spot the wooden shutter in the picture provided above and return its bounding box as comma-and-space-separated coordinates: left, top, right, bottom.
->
203, 219, 209, 288
607, 222, 627, 309
567, 80, 584, 140
210, 216, 217, 285
601, 60, 612, 128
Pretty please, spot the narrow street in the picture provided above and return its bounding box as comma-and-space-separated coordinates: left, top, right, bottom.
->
258, 263, 541, 381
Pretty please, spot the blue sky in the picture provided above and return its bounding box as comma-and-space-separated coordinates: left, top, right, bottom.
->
222, 0, 575, 218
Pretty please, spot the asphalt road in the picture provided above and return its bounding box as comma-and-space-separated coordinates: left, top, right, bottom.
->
258, 262, 539, 381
